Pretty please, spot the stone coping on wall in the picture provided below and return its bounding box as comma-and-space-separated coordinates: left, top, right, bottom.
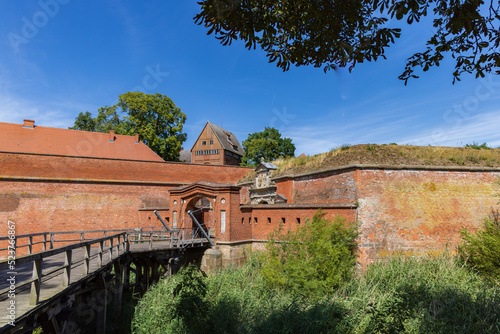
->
170, 181, 242, 192
240, 203, 357, 210
0, 175, 181, 186
216, 239, 268, 245
0, 150, 253, 169
239, 164, 500, 186
138, 207, 170, 211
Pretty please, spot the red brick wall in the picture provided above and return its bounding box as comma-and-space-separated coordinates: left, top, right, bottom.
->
0, 180, 173, 255
355, 169, 500, 264
279, 169, 357, 204
238, 206, 356, 240
257, 166, 499, 266
0, 152, 251, 183
0, 152, 252, 257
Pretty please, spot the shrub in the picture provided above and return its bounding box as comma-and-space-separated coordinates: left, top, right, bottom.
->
132, 265, 208, 334
340, 144, 351, 151
466, 142, 491, 150
459, 209, 500, 282
260, 211, 358, 296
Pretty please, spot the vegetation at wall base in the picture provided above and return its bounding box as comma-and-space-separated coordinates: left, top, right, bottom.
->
132, 253, 500, 334
459, 208, 500, 283
260, 211, 358, 296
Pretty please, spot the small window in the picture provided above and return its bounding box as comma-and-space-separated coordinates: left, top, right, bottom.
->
296, 218, 301, 224
254, 217, 258, 224
210, 140, 214, 145
227, 134, 231, 140
282, 218, 286, 224
267, 217, 271, 224
202, 141, 207, 145
233, 145, 238, 151
166, 217, 170, 223
248, 217, 252, 224
173, 211, 178, 228
241, 218, 244, 224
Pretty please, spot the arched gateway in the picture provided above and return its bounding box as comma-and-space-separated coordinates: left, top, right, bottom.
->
167, 181, 242, 243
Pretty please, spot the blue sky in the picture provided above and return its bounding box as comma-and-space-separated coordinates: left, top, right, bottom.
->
1, 1, 499, 155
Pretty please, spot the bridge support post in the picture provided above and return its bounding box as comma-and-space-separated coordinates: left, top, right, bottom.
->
113, 261, 123, 313
124, 261, 130, 289
96, 276, 107, 334
144, 260, 151, 289
98, 241, 104, 267
135, 262, 143, 288
84, 244, 91, 276
200, 246, 222, 274
63, 249, 72, 286
151, 261, 159, 282
30, 259, 42, 305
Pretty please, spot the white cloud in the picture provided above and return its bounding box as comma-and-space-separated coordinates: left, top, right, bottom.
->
0, 93, 95, 129
285, 106, 500, 155
401, 110, 500, 148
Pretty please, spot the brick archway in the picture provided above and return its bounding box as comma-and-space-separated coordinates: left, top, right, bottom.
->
184, 196, 214, 238
168, 182, 241, 242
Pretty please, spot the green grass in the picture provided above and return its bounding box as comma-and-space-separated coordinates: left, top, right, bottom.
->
269, 144, 500, 178
132, 253, 500, 334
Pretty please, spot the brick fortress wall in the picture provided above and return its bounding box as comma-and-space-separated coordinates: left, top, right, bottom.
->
355, 168, 500, 264
0, 152, 251, 255
265, 166, 500, 265
2, 150, 499, 267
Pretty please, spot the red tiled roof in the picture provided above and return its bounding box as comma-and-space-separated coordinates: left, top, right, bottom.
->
0, 120, 164, 162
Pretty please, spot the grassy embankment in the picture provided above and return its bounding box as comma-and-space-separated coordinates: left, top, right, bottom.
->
240, 144, 500, 182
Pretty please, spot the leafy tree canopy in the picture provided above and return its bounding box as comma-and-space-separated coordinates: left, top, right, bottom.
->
195, 0, 500, 83
70, 92, 187, 161
241, 127, 295, 166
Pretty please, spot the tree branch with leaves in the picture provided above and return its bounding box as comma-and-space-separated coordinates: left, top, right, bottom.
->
195, 0, 500, 83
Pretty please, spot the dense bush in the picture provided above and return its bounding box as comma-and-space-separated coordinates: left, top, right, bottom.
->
261, 211, 358, 296
339, 254, 500, 333
459, 209, 500, 282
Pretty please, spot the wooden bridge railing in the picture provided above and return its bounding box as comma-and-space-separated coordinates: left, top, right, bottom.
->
0, 226, 214, 308
0, 232, 128, 306
126, 226, 214, 249
0, 229, 142, 257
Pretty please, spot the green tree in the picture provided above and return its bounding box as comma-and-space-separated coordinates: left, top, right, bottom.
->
69, 111, 96, 132
195, 0, 500, 83
241, 127, 295, 166
69, 92, 187, 161
261, 211, 359, 296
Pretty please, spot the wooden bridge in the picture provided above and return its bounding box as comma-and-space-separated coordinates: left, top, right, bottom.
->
0, 225, 213, 334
